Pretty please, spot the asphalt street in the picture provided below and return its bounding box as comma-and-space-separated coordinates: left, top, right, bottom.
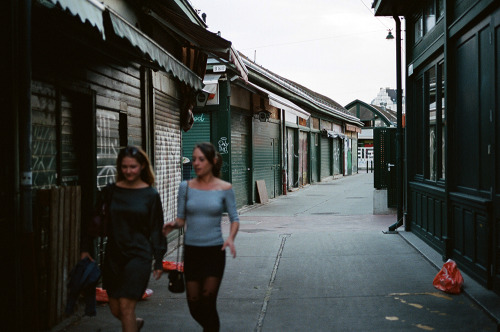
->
54, 173, 500, 332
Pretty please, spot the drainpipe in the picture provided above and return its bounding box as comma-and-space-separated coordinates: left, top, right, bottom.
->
281, 109, 287, 195
388, 15, 404, 232
18, 0, 36, 329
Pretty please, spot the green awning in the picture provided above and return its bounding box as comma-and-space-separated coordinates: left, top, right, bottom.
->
107, 8, 203, 90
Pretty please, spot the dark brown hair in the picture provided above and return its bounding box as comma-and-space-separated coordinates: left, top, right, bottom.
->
116, 146, 155, 185
194, 142, 222, 178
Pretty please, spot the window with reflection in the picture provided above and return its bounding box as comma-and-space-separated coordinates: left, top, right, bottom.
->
415, 76, 424, 176
439, 63, 445, 180
437, 0, 444, 19
413, 0, 443, 44
424, 0, 436, 34
427, 66, 437, 180
415, 15, 423, 41
413, 58, 445, 183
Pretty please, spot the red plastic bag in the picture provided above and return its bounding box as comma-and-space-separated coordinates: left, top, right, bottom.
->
96, 288, 153, 302
433, 259, 464, 294
162, 260, 184, 272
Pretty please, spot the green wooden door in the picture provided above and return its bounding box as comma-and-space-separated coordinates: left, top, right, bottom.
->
310, 132, 319, 183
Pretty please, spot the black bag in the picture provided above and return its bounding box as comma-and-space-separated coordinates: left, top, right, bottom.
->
88, 184, 114, 237
168, 270, 185, 293
168, 181, 187, 293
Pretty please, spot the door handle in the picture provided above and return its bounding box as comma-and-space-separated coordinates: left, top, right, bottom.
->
387, 163, 395, 171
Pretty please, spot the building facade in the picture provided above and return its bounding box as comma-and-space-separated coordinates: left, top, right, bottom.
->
373, 0, 500, 294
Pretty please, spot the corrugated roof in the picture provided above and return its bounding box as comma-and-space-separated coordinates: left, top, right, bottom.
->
240, 53, 362, 125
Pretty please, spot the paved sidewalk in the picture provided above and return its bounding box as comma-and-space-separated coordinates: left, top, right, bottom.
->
54, 173, 500, 332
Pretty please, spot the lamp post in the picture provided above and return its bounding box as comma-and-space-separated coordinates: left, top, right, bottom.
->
388, 16, 404, 232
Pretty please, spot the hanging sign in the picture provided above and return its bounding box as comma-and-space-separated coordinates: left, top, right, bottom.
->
213, 65, 226, 73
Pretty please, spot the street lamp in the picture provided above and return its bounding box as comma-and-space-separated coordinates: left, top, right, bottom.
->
386, 29, 394, 40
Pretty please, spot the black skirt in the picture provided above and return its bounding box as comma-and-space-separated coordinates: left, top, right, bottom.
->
184, 245, 226, 281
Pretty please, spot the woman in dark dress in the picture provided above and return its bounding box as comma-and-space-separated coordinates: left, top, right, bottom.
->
82, 146, 166, 332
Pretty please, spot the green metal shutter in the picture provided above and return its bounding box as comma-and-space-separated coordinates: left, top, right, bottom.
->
310, 133, 318, 182
253, 119, 281, 199
230, 109, 251, 208
352, 138, 358, 173
333, 138, 341, 175
320, 136, 331, 178
286, 128, 297, 188
182, 112, 211, 179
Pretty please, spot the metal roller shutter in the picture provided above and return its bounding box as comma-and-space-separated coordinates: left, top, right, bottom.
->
231, 108, 251, 208
154, 88, 181, 223
254, 119, 281, 199
320, 136, 331, 178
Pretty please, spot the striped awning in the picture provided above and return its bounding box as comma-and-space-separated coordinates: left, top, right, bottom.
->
107, 9, 203, 90
44, 0, 203, 90
47, 0, 106, 39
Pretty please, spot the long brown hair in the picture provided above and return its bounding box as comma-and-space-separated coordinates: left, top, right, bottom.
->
194, 142, 222, 178
116, 146, 155, 185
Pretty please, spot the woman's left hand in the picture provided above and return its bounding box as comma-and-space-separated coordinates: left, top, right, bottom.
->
222, 238, 236, 258
153, 269, 163, 280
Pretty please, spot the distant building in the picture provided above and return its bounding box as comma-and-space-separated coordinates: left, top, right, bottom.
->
345, 100, 397, 171
371, 87, 405, 114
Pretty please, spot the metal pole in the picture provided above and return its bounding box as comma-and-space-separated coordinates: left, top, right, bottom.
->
388, 16, 403, 232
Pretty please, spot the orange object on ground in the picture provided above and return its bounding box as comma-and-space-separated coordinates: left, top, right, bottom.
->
162, 260, 184, 272
95, 288, 153, 302
433, 259, 464, 294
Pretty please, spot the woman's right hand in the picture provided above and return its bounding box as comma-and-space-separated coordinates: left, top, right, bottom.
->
80, 251, 94, 261
162, 221, 177, 236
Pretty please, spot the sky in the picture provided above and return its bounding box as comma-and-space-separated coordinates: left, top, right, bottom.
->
188, 0, 402, 107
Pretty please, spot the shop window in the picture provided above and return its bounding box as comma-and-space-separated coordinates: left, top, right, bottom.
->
413, 58, 445, 183
439, 62, 445, 180
426, 66, 437, 181
415, 76, 424, 176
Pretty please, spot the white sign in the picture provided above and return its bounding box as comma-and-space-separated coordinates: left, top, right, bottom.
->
213, 65, 226, 73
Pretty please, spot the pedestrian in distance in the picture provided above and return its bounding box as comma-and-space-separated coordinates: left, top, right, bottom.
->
81, 145, 167, 332
163, 142, 240, 332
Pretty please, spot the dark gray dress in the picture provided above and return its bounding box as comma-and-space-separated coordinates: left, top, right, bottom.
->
102, 186, 166, 300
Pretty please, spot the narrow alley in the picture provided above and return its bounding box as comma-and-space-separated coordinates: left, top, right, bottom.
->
56, 173, 499, 332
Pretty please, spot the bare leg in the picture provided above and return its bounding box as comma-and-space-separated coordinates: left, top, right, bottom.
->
106, 297, 139, 332
108, 297, 122, 321
118, 298, 139, 332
